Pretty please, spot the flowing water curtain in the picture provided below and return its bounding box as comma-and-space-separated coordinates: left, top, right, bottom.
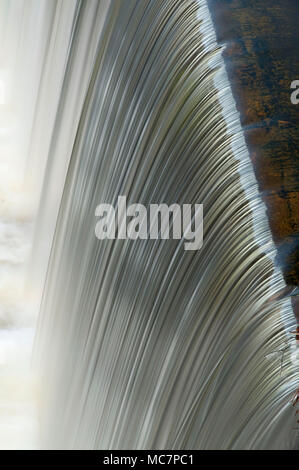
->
0, 0, 88, 450
28, 0, 110, 301
34, 0, 298, 449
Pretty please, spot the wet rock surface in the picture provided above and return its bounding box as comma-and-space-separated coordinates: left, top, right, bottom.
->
208, 0, 299, 319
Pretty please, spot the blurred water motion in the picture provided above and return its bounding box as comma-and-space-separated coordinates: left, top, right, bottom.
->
0, 0, 298, 450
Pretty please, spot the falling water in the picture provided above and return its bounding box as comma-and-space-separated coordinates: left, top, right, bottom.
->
1, 0, 298, 449
0, 0, 52, 449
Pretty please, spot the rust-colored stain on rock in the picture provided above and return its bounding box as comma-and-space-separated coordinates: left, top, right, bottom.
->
208, 0, 299, 319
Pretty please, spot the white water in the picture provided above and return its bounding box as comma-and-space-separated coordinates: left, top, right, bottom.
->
0, 0, 110, 449
0, 0, 42, 448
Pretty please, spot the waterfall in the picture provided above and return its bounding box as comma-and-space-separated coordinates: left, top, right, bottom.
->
0, 0, 298, 449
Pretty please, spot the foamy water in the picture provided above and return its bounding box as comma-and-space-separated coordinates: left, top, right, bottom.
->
0, 0, 43, 449
0, 158, 38, 449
